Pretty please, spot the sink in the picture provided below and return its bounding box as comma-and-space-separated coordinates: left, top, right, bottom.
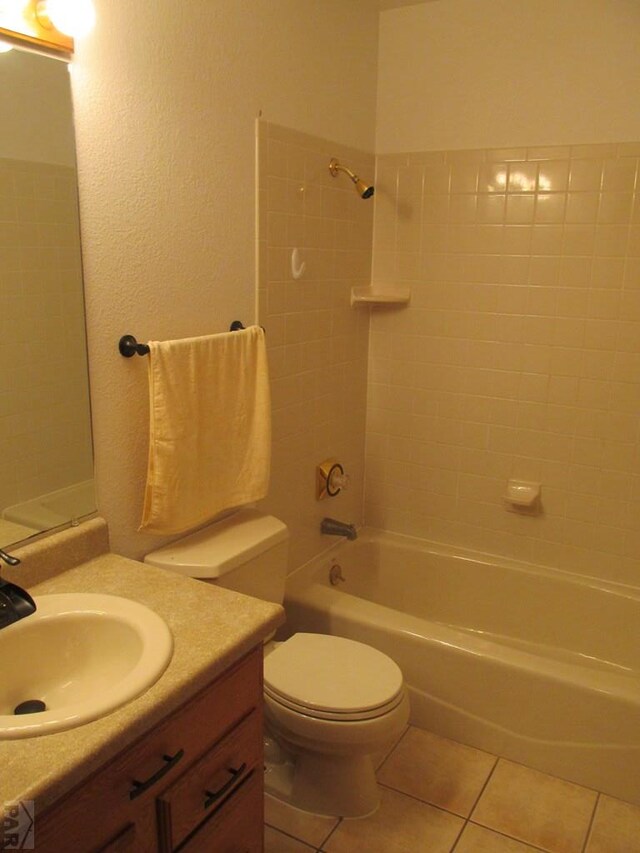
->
0, 593, 173, 738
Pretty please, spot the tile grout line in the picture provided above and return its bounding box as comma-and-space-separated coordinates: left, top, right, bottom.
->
377, 779, 479, 823
465, 820, 551, 853
264, 822, 317, 851
448, 754, 501, 852
375, 743, 501, 826
376, 723, 412, 773
467, 753, 501, 820
448, 816, 468, 853
267, 730, 632, 853
580, 792, 601, 853
316, 815, 343, 853
265, 724, 415, 852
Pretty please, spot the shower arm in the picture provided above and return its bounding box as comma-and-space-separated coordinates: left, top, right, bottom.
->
329, 159, 360, 184
328, 158, 374, 199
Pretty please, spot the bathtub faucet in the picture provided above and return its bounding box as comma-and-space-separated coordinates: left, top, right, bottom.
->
320, 518, 357, 541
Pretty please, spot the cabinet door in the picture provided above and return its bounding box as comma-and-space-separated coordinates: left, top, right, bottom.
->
178, 772, 263, 853
31, 787, 158, 853
96, 818, 153, 853
158, 712, 262, 850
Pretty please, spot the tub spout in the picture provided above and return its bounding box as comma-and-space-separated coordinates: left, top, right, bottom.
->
320, 518, 357, 540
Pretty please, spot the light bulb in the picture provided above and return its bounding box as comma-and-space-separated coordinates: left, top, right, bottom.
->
41, 0, 95, 38
0, 41, 13, 53
0, 0, 23, 33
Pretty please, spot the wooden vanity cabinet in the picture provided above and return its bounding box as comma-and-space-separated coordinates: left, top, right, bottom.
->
31, 648, 264, 853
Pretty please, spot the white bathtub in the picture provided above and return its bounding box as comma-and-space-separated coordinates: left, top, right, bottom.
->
2, 479, 96, 531
284, 528, 640, 805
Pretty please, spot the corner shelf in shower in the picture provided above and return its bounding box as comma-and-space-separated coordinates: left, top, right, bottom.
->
350, 286, 411, 308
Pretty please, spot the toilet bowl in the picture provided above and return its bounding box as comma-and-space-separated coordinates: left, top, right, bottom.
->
144, 509, 410, 817
263, 632, 409, 816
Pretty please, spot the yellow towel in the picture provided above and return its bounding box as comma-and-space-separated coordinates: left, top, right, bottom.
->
140, 326, 270, 535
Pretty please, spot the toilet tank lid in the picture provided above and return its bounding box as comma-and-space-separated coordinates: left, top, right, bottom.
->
143, 509, 289, 578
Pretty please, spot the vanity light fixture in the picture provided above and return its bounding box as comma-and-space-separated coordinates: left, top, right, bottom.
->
0, 0, 95, 56
0, 0, 18, 49
35, 0, 95, 38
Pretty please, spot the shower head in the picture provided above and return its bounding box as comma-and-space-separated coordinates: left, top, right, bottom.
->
329, 158, 375, 199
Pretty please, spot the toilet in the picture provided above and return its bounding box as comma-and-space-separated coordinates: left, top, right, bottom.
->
144, 508, 410, 817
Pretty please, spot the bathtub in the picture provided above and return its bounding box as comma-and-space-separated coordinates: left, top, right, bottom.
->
2, 479, 96, 531
284, 528, 640, 805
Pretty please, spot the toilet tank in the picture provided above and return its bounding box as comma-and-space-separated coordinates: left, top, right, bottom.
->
144, 508, 289, 605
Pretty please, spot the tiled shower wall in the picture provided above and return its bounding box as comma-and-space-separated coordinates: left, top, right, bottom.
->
367, 143, 640, 585
257, 122, 373, 572
0, 157, 93, 512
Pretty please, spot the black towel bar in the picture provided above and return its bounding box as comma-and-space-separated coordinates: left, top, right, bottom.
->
119, 322, 253, 357
118, 335, 150, 357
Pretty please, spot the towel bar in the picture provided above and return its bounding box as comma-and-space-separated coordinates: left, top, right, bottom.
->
119, 322, 254, 357
119, 335, 150, 357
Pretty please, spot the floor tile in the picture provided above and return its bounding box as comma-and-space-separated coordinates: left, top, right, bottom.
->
378, 727, 497, 816
472, 760, 597, 853
265, 793, 339, 849
455, 823, 544, 852
264, 825, 316, 853
585, 794, 640, 853
323, 785, 464, 853
372, 723, 410, 770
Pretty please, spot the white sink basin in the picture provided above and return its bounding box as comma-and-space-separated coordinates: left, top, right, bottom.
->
0, 593, 173, 738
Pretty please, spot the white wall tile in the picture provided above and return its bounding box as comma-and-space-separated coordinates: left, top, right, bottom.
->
367, 143, 640, 584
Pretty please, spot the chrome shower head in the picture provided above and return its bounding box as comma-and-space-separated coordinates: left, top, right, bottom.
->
329, 158, 375, 199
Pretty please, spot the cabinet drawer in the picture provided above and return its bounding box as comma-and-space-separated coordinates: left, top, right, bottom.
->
35, 648, 262, 853
177, 771, 263, 853
96, 823, 138, 852
158, 711, 262, 850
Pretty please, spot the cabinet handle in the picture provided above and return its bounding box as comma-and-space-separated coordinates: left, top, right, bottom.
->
204, 762, 247, 810
129, 749, 185, 800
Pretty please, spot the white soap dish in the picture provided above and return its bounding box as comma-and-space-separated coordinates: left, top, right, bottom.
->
504, 480, 541, 511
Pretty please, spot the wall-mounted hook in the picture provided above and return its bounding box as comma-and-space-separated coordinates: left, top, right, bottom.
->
291, 248, 306, 280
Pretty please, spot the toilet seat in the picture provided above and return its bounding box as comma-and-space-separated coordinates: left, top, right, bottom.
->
264, 633, 404, 722
265, 686, 405, 722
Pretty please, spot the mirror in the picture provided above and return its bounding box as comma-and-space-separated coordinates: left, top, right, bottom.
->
0, 47, 95, 549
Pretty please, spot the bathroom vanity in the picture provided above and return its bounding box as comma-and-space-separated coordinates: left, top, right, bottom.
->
34, 649, 263, 852
0, 520, 283, 852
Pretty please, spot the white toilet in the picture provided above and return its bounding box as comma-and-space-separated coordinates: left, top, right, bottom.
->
144, 508, 410, 817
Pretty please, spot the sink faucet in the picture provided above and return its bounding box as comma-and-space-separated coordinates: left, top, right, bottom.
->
0, 550, 36, 630
320, 518, 358, 541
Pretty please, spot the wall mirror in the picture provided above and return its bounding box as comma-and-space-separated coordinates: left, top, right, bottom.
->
0, 46, 95, 549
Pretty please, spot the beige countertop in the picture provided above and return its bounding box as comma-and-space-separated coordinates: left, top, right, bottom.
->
0, 549, 284, 812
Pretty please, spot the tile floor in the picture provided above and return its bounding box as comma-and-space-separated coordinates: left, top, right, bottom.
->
264, 726, 640, 853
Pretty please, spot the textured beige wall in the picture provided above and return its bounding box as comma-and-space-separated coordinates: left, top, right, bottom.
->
257, 122, 373, 572
377, 0, 640, 153
70, 1, 378, 558
367, 142, 640, 585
